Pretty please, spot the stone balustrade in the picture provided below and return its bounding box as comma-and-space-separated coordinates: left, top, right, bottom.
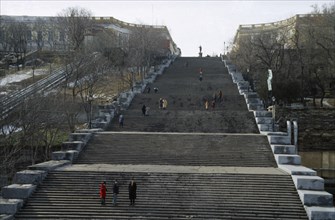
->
224, 59, 335, 219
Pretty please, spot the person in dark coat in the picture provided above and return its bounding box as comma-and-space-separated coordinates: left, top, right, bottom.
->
142, 105, 146, 116
212, 100, 216, 109
218, 90, 223, 102
112, 180, 119, 206
99, 181, 107, 205
128, 178, 137, 206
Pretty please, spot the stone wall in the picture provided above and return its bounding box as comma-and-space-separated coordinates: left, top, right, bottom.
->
299, 151, 335, 177
276, 107, 335, 152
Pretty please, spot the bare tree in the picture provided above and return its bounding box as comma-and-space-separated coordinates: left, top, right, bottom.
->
0, 17, 11, 53
33, 18, 48, 51
1, 19, 29, 70
57, 7, 93, 51
123, 26, 167, 89
17, 92, 68, 164
247, 30, 288, 104
306, 4, 335, 106
0, 116, 25, 183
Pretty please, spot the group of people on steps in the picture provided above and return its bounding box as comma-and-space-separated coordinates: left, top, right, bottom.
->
99, 178, 137, 206
117, 62, 224, 127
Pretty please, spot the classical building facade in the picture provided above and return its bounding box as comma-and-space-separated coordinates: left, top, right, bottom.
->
232, 14, 335, 97
233, 14, 332, 50
0, 15, 179, 58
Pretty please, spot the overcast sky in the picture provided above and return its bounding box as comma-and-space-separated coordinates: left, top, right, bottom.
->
1, 0, 334, 56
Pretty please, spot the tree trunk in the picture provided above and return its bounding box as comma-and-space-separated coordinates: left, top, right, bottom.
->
320, 93, 325, 107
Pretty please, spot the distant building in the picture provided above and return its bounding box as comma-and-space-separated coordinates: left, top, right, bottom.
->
233, 14, 333, 50
0, 15, 179, 57
232, 14, 335, 96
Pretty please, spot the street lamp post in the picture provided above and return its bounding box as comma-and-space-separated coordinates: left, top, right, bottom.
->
247, 68, 250, 91
224, 42, 225, 55
301, 65, 304, 104
272, 96, 276, 131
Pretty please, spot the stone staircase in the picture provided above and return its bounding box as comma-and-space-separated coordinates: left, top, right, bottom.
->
76, 132, 276, 167
108, 57, 258, 134
1, 57, 325, 219
15, 171, 308, 219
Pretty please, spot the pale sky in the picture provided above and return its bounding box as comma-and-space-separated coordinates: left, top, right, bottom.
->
1, 0, 334, 56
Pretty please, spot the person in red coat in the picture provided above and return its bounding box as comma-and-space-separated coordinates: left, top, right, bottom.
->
99, 181, 107, 205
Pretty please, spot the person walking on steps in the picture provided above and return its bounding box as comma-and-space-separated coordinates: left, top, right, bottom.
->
112, 180, 119, 206
142, 105, 146, 116
128, 178, 137, 206
199, 67, 203, 81
119, 114, 124, 127
145, 106, 150, 116
162, 98, 168, 110
99, 181, 107, 205
159, 98, 163, 109
205, 99, 209, 110
218, 90, 223, 102
212, 100, 216, 109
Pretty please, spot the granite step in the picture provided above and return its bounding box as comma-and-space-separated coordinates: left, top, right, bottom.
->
15, 171, 308, 219
75, 132, 277, 167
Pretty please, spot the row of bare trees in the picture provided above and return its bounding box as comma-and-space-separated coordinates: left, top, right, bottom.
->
0, 6, 172, 183
229, 3, 335, 107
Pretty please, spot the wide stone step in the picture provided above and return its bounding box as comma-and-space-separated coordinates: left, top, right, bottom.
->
108, 110, 259, 133
76, 132, 276, 167
244, 93, 259, 99
298, 190, 334, 207
254, 111, 272, 117
247, 103, 264, 111
271, 145, 296, 154
279, 165, 317, 176
258, 124, 274, 132
256, 117, 273, 124
268, 135, 291, 145
275, 154, 301, 165
292, 175, 325, 190
246, 98, 263, 105
14, 171, 308, 219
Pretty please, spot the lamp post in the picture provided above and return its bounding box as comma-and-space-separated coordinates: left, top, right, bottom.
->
272, 96, 276, 131
301, 65, 304, 104
224, 42, 225, 55
247, 68, 250, 91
